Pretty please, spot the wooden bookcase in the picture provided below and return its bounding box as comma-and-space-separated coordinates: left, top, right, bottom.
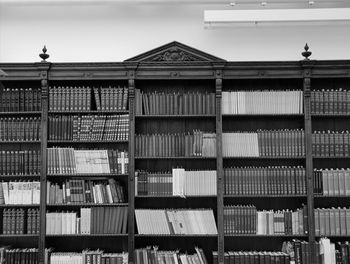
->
1, 42, 350, 264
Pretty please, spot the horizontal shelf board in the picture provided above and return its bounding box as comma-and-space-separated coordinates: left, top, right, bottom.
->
223, 156, 305, 159
224, 234, 308, 237
48, 140, 128, 144
47, 173, 127, 178
224, 194, 307, 198
314, 195, 350, 198
47, 203, 128, 207
135, 156, 216, 159
315, 235, 350, 237
312, 114, 350, 117
313, 156, 349, 159
135, 234, 217, 237
49, 110, 129, 114
136, 115, 216, 118
0, 111, 41, 115
0, 234, 39, 238
0, 174, 40, 178
0, 141, 40, 144
136, 195, 217, 198
222, 114, 303, 117
0, 204, 40, 207
46, 234, 128, 237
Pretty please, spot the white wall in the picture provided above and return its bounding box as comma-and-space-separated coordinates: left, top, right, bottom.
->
1, 3, 350, 62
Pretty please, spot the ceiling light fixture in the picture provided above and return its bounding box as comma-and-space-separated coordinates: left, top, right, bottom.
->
0, 69, 8, 77
204, 8, 350, 27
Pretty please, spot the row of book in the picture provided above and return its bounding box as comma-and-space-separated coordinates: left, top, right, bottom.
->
48, 114, 129, 141
135, 89, 216, 115
312, 131, 350, 157
135, 247, 208, 264
0, 88, 41, 112
49, 250, 128, 264
135, 131, 216, 157
0, 150, 41, 175
222, 130, 305, 157
222, 90, 303, 115
311, 89, 350, 114
46, 207, 128, 235
224, 205, 308, 235
0, 248, 39, 264
135, 209, 217, 235
314, 168, 350, 196
2, 208, 39, 234
0, 117, 41, 141
94, 86, 128, 111
47, 148, 128, 175
0, 181, 40, 204
135, 169, 217, 196
224, 166, 306, 196
315, 238, 350, 264
47, 179, 125, 204
215, 251, 290, 264
315, 207, 350, 236
49, 86, 128, 112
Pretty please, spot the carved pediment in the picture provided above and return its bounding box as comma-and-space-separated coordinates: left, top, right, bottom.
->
125, 41, 225, 63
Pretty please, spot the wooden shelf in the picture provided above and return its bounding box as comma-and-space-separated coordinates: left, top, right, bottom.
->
48, 140, 128, 144
0, 141, 40, 144
224, 234, 308, 237
135, 234, 218, 237
0, 204, 40, 207
224, 194, 307, 198
136, 114, 216, 118
136, 195, 217, 198
47, 173, 127, 177
222, 114, 303, 117
0, 174, 40, 179
314, 195, 350, 198
47, 203, 128, 207
0, 234, 39, 238
0, 111, 41, 116
46, 234, 128, 237
312, 113, 350, 117
49, 110, 128, 114
223, 156, 305, 159
135, 156, 216, 160
313, 156, 349, 159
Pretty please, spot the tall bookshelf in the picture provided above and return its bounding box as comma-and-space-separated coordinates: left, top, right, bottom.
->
1, 42, 350, 264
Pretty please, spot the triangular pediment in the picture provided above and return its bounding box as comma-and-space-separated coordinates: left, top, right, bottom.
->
125, 41, 225, 63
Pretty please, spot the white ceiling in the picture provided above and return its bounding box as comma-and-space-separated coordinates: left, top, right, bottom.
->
0, 0, 349, 9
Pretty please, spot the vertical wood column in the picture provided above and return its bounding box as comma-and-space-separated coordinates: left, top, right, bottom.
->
127, 65, 137, 264
302, 63, 315, 264
36, 62, 50, 264
214, 65, 224, 264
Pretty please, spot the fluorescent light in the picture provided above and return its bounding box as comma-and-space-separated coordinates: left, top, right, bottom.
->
0, 69, 8, 77
204, 8, 350, 26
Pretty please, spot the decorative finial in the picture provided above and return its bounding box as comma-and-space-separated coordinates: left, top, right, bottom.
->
302, 43, 312, 60
39, 45, 49, 62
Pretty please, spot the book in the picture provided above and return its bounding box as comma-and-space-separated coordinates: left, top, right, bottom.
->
224, 205, 307, 235
135, 131, 216, 157
46, 207, 127, 235
47, 148, 128, 175
46, 179, 124, 204
1, 208, 39, 234
222, 90, 303, 115
48, 114, 129, 141
135, 169, 216, 196
135, 91, 215, 115
135, 209, 217, 235
223, 130, 304, 157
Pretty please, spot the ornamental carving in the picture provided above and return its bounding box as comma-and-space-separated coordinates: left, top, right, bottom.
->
151, 48, 199, 62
